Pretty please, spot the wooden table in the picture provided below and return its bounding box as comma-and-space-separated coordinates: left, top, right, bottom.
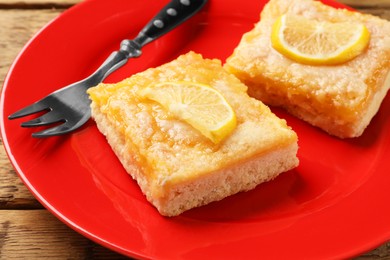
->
1, 0, 389, 259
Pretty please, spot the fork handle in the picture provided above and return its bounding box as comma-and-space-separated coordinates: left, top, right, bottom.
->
92, 0, 208, 83
133, 0, 208, 47
86, 51, 128, 85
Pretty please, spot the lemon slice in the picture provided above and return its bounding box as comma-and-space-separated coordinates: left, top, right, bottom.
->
138, 81, 237, 144
271, 14, 370, 65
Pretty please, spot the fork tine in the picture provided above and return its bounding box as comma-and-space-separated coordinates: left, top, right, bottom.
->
31, 121, 73, 138
21, 111, 63, 127
8, 101, 49, 119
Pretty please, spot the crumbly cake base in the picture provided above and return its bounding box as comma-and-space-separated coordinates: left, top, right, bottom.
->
92, 103, 298, 217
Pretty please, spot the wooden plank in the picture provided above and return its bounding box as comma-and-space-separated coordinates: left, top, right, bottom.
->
0, 0, 79, 3
362, 9, 390, 20
357, 8, 390, 20
0, 0, 79, 8
337, 0, 390, 20
339, 0, 390, 8
356, 243, 390, 259
0, 9, 62, 86
0, 209, 388, 259
0, 141, 42, 209
0, 0, 387, 6
0, 0, 388, 9
0, 10, 64, 208
0, 210, 129, 259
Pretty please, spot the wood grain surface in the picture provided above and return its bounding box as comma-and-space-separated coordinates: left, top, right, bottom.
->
0, 0, 390, 259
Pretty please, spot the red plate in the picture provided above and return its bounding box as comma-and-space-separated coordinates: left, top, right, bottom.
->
2, 0, 390, 259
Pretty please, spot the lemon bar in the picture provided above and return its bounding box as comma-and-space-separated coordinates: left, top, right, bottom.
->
224, 0, 390, 138
87, 52, 298, 216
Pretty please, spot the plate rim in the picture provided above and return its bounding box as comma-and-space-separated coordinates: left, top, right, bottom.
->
1, 0, 390, 259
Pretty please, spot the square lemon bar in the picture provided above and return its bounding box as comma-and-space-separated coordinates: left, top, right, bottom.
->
224, 0, 390, 138
88, 52, 298, 216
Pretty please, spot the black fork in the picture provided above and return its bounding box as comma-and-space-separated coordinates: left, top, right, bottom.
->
8, 0, 208, 138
